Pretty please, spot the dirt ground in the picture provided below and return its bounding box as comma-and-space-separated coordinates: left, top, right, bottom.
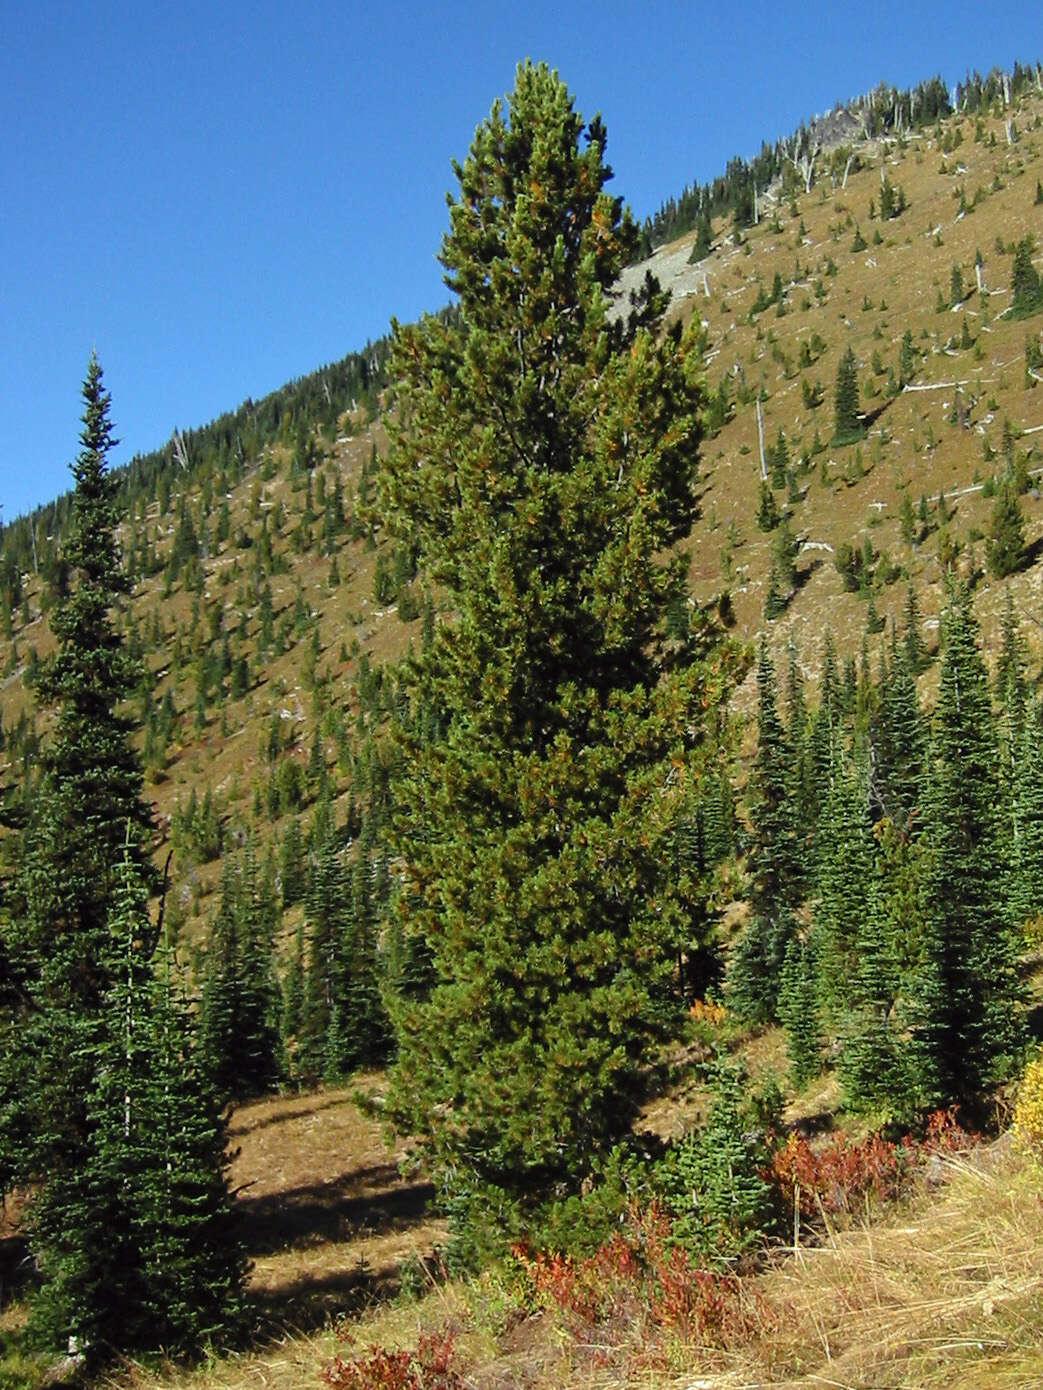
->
227, 1081, 446, 1334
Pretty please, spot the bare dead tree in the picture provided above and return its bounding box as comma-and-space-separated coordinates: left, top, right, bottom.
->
172, 428, 190, 472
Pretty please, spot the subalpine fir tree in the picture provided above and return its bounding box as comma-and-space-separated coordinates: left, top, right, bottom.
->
868, 635, 926, 831
836, 869, 908, 1119
1007, 697, 1043, 930
323, 842, 391, 1079
199, 844, 283, 1100
657, 1055, 777, 1261
728, 640, 802, 1022
778, 935, 821, 1088
785, 641, 817, 837
376, 62, 738, 1259
1, 356, 158, 1182
811, 749, 877, 1032
900, 581, 928, 673
1010, 233, 1043, 318
27, 857, 245, 1365
804, 632, 842, 820
909, 582, 1024, 1109
985, 480, 1026, 578
832, 346, 862, 444
756, 478, 781, 531
994, 587, 1027, 712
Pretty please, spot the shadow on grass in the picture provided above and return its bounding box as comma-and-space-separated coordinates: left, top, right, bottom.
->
238, 1163, 435, 1257
227, 1090, 355, 1139
248, 1259, 402, 1338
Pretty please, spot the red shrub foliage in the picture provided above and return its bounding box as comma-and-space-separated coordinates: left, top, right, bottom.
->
769, 1108, 976, 1223
511, 1202, 770, 1353
319, 1330, 461, 1390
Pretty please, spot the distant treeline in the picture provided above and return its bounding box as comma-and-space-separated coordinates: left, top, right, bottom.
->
640, 60, 1042, 252
0, 334, 394, 587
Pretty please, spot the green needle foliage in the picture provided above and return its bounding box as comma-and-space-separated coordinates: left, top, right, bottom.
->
909, 582, 1025, 1110
27, 857, 245, 1367
1, 353, 156, 1180
985, 478, 1026, 577
199, 843, 283, 1101
2, 357, 244, 1365
376, 61, 739, 1263
832, 346, 864, 445
728, 640, 802, 1023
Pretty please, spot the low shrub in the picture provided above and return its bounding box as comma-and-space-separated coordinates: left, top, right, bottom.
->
319, 1330, 461, 1390
510, 1202, 771, 1360
1013, 1052, 1043, 1160
769, 1108, 976, 1226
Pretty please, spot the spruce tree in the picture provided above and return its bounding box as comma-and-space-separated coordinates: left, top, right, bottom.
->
375, 62, 738, 1258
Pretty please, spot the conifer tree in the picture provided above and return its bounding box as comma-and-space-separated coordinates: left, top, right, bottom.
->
27, 857, 245, 1365
812, 749, 876, 1029
323, 842, 391, 1078
657, 1056, 777, 1260
728, 641, 801, 1022
900, 582, 928, 673
832, 346, 863, 444
836, 871, 908, 1118
375, 62, 738, 1258
909, 583, 1024, 1108
785, 641, 816, 837
1, 353, 155, 1180
994, 587, 1027, 712
756, 478, 781, 531
199, 845, 283, 1100
1008, 697, 1043, 929
985, 480, 1026, 578
778, 936, 821, 1088
1010, 233, 1043, 318
869, 635, 926, 831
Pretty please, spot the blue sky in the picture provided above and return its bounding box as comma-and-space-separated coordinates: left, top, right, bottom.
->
2, 1, 1039, 521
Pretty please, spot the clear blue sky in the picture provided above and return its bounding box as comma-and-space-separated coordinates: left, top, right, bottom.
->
2, 1, 1039, 522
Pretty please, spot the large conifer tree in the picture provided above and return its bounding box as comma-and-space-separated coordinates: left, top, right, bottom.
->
2, 356, 245, 1362
909, 583, 1024, 1108
1, 352, 155, 1178
376, 62, 737, 1258
27, 857, 245, 1366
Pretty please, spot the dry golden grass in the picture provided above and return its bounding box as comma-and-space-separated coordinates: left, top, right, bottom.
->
108, 1123, 1043, 1390
220, 1083, 446, 1335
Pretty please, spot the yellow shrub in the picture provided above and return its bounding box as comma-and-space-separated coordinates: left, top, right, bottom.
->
1012, 1053, 1043, 1159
